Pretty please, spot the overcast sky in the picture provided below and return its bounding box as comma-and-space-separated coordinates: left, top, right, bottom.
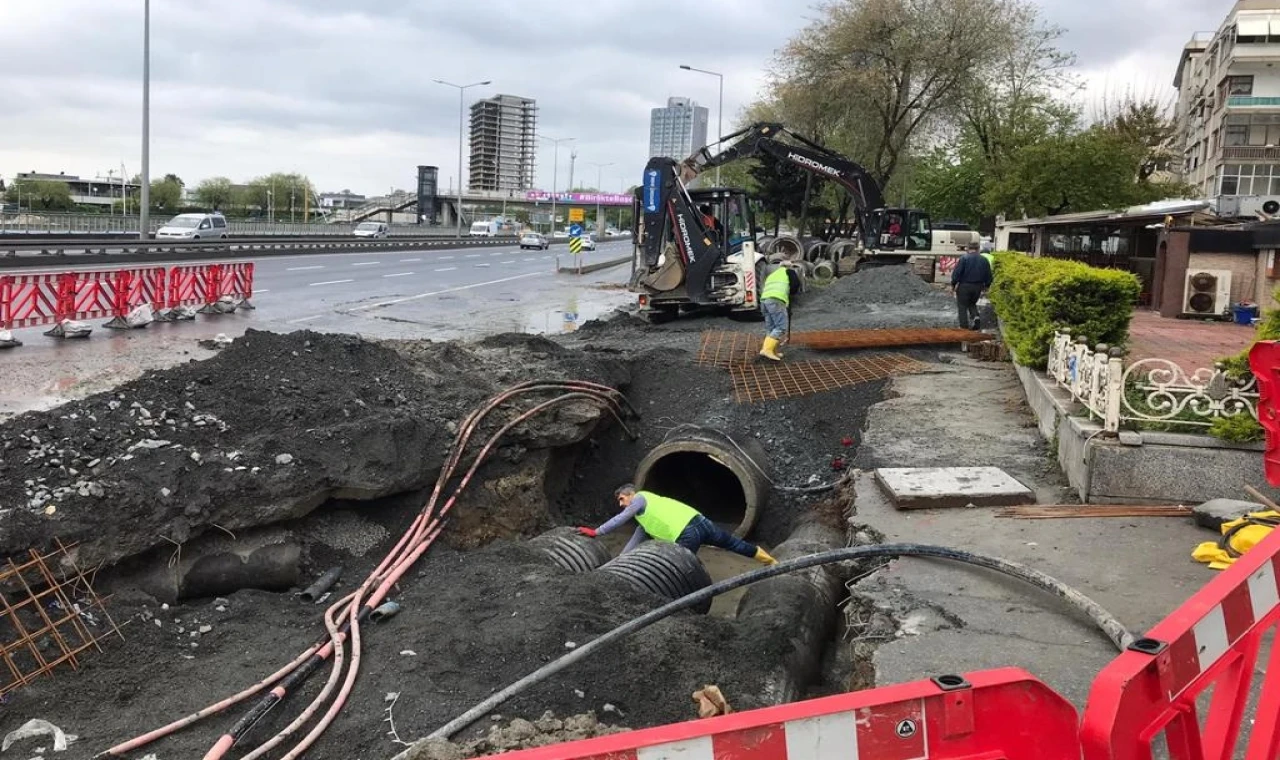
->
0, 1, 1232, 198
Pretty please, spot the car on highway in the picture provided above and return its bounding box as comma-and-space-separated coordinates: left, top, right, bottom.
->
353, 221, 388, 238
519, 232, 549, 250
156, 212, 228, 240
579, 234, 597, 251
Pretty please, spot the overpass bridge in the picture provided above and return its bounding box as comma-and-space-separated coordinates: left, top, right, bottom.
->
335, 189, 634, 226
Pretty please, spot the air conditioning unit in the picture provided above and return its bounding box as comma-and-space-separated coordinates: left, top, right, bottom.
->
1183, 269, 1233, 316
1223, 195, 1280, 219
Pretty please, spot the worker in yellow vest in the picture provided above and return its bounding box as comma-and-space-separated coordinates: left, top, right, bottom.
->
578, 484, 777, 565
759, 263, 802, 361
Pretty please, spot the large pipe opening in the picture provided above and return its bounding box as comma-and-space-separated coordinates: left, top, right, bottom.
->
642, 452, 746, 528
633, 427, 769, 538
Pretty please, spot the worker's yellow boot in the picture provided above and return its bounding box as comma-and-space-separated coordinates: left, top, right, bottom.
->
759, 337, 782, 362
754, 547, 778, 566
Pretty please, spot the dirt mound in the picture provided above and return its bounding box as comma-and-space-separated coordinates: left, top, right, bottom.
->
403, 712, 626, 760
0, 330, 628, 567
807, 265, 950, 310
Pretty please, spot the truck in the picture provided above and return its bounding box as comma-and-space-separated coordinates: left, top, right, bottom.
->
629, 122, 934, 323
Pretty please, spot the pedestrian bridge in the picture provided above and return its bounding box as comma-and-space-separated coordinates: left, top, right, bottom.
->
337, 189, 633, 224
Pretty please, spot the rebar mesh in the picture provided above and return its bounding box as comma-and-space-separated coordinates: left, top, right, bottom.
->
697, 328, 989, 368
0, 541, 121, 701
730, 354, 929, 403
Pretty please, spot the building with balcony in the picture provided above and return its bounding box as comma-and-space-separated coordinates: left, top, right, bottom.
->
649, 97, 709, 160
12, 171, 140, 209
468, 94, 537, 193
1174, 1, 1280, 217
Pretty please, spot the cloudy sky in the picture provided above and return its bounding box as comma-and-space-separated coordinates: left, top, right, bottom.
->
0, 1, 1230, 198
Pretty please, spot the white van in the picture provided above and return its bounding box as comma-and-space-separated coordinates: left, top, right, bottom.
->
354, 221, 388, 238
156, 213, 229, 240
469, 221, 495, 237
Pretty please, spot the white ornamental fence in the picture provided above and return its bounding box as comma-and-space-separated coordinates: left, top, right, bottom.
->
1045, 331, 1259, 433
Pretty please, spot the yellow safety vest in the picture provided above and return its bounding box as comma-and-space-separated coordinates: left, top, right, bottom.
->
634, 491, 700, 543
761, 267, 791, 306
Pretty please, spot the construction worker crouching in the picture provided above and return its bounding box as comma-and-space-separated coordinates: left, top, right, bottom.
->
759, 263, 802, 362
578, 484, 777, 565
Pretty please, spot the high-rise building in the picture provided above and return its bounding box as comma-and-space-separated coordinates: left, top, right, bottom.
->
1173, 1, 1280, 216
468, 94, 538, 192
649, 97, 709, 160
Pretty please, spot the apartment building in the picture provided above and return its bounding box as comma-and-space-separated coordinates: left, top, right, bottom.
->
468, 94, 537, 192
649, 97, 709, 160
1174, 1, 1280, 217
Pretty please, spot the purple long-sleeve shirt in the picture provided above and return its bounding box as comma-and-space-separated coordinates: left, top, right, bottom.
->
595, 493, 650, 553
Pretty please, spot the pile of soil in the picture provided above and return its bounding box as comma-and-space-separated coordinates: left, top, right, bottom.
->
0, 330, 629, 567
806, 265, 952, 310
404, 712, 626, 760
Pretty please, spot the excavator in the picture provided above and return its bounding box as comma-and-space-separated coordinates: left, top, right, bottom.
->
628, 122, 933, 322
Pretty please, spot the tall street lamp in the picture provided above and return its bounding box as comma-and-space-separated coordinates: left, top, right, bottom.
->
540, 136, 575, 235
679, 64, 724, 186
139, 0, 151, 240
588, 161, 613, 235
434, 78, 491, 237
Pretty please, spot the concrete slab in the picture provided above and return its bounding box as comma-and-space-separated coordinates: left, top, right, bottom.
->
875, 466, 1034, 509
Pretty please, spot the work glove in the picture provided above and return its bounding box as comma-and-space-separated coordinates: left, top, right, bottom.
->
576, 527, 598, 538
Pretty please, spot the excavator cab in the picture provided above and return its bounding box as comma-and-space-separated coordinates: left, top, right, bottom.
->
866, 208, 933, 253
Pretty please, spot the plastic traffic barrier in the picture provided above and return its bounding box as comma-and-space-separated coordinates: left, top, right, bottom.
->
485, 669, 1081, 760
1251, 340, 1280, 488
1081, 524, 1280, 760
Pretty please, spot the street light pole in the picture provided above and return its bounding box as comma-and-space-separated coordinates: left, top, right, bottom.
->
433, 78, 492, 238
588, 161, 614, 235
139, 0, 151, 240
679, 64, 724, 186
540, 136, 575, 235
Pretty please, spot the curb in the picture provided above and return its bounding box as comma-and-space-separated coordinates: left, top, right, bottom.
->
555, 256, 631, 275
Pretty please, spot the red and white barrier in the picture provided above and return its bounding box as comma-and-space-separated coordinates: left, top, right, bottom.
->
490, 669, 1082, 760
1081, 524, 1280, 760
0, 263, 256, 343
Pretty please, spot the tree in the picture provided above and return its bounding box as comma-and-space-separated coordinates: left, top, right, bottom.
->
1096, 92, 1181, 183
150, 177, 183, 212
244, 173, 316, 220
194, 177, 237, 211
6, 178, 74, 211
772, 0, 1041, 191
162, 173, 185, 188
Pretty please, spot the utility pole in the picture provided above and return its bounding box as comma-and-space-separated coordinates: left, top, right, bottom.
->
568, 148, 577, 194
540, 136, 575, 234
588, 161, 614, 235
139, 0, 151, 239
433, 78, 492, 237
679, 64, 724, 187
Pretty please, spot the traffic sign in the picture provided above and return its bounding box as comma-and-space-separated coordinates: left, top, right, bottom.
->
568, 207, 585, 223
568, 223, 584, 238
568, 237, 583, 254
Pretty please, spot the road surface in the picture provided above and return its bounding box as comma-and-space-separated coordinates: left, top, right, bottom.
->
0, 239, 636, 418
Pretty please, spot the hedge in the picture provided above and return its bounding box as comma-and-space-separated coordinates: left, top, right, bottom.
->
987, 253, 1142, 369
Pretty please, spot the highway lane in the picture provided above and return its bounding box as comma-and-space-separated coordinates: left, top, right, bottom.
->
1, 240, 636, 417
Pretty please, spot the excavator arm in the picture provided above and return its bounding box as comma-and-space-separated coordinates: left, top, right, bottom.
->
639, 159, 729, 304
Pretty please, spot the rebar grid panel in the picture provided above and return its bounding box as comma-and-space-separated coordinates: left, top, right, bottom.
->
697, 328, 990, 368
0, 541, 121, 701
730, 354, 929, 403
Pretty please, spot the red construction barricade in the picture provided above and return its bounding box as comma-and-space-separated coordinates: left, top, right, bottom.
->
0, 272, 62, 329
1081, 525, 1280, 760
1251, 341, 1280, 487
166, 264, 210, 310
490, 669, 1082, 760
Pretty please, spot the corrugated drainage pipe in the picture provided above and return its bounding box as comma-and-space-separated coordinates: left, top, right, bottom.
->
598, 542, 713, 614
734, 520, 847, 704
527, 527, 613, 573
633, 426, 769, 538
803, 238, 829, 262
757, 235, 776, 254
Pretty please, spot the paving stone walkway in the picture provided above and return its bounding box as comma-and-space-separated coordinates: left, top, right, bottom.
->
1126, 309, 1254, 371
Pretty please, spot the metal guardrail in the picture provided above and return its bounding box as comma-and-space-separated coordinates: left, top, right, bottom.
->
0, 212, 461, 237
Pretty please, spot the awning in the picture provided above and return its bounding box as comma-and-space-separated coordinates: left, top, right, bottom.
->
1237, 15, 1271, 36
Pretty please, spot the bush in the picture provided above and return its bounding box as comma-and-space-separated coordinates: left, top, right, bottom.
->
987, 253, 1141, 369
1209, 414, 1265, 444
1220, 289, 1280, 379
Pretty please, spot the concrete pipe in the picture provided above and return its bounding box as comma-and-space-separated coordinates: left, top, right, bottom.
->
527, 527, 613, 573
811, 259, 836, 284
118, 530, 303, 604
598, 542, 714, 614
757, 235, 776, 254
828, 240, 858, 263
802, 238, 830, 263
770, 235, 804, 260
734, 520, 847, 704
633, 426, 770, 538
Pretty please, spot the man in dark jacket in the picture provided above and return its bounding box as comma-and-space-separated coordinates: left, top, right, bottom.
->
951, 242, 993, 330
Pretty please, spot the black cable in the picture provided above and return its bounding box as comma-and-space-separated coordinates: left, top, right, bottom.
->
417, 543, 1133, 745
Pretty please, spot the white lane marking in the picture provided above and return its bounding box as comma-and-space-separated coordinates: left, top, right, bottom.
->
287, 315, 323, 324
499, 260, 515, 265
523, 257, 537, 262
490, 251, 505, 256
435, 267, 457, 272
439, 256, 455, 260
254, 289, 270, 293
383, 272, 415, 278
351, 261, 379, 267
400, 258, 422, 262
541, 256, 551, 260
287, 265, 324, 271
349, 271, 547, 312
465, 254, 482, 258
309, 279, 355, 286
475, 263, 492, 268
